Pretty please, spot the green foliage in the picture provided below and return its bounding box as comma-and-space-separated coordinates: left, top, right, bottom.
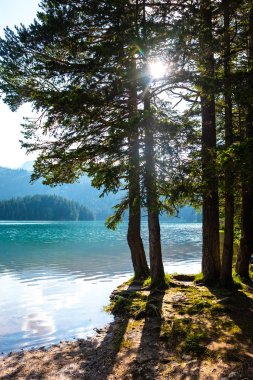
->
0, 0, 252, 285
0, 194, 94, 221
143, 274, 171, 288
105, 199, 128, 230
194, 273, 204, 284
0, 0, 199, 230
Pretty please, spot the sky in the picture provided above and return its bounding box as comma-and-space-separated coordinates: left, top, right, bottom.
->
0, 0, 39, 168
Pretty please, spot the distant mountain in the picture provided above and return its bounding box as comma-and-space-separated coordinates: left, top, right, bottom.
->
0, 167, 120, 220
21, 161, 34, 172
0, 166, 201, 222
160, 206, 202, 223
0, 195, 94, 221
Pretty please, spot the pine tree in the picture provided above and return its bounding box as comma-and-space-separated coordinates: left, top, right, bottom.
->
220, 0, 235, 286
236, 3, 253, 279
0, 0, 152, 279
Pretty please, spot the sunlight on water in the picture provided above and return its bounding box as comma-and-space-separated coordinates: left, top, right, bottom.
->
0, 221, 202, 353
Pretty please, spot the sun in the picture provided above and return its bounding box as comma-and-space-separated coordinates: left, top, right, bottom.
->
148, 60, 167, 80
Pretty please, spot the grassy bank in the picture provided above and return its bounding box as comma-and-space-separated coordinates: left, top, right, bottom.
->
104, 275, 253, 379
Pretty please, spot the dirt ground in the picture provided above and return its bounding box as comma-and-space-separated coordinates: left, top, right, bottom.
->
1, 276, 253, 379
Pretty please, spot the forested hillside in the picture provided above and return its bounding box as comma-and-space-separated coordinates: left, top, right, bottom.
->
0, 167, 118, 220
0, 195, 94, 221
0, 167, 201, 222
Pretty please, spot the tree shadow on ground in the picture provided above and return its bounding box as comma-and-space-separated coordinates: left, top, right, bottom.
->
209, 286, 253, 343
4, 281, 253, 379
208, 285, 253, 379
127, 289, 165, 380
0, 280, 217, 380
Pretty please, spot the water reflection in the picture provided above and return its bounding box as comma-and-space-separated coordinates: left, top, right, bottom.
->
0, 221, 202, 353
22, 312, 56, 337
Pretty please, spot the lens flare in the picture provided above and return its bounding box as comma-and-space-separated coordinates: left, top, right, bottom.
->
148, 60, 167, 79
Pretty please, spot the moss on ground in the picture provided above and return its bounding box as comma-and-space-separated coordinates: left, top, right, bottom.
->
105, 273, 253, 362
143, 274, 171, 288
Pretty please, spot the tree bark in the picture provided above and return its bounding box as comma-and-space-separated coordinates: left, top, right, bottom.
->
140, 0, 165, 287
236, 188, 253, 278
144, 95, 165, 288
127, 60, 150, 280
199, 0, 220, 284
220, 0, 234, 287
236, 6, 253, 278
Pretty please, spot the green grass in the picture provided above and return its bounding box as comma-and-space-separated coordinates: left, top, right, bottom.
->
194, 272, 204, 283
161, 317, 212, 357
232, 269, 244, 289
186, 298, 214, 315
181, 331, 208, 357
143, 274, 171, 288
105, 271, 253, 363
248, 265, 253, 282
161, 318, 189, 342
104, 294, 132, 314
105, 290, 164, 319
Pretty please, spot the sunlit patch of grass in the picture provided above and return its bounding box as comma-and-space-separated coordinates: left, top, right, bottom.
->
171, 285, 219, 316
209, 304, 226, 315
129, 294, 148, 319
143, 277, 151, 287
105, 289, 165, 320
120, 338, 134, 350
143, 274, 171, 289
165, 274, 172, 285
248, 265, 253, 282
232, 269, 244, 289
194, 272, 204, 284
127, 319, 143, 329
104, 294, 131, 315
186, 298, 214, 315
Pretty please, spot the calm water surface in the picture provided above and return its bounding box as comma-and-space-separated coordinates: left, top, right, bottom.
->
0, 221, 202, 353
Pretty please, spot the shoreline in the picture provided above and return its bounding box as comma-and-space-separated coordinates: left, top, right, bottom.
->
1, 276, 253, 379
0, 316, 127, 379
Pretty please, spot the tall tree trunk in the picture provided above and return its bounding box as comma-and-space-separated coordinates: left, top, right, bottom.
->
220, 0, 234, 287
127, 60, 150, 279
236, 188, 253, 278
141, 0, 165, 287
236, 6, 253, 279
199, 0, 220, 284
144, 95, 165, 288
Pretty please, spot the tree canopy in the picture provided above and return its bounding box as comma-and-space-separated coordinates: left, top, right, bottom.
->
1, 0, 253, 287
0, 194, 94, 221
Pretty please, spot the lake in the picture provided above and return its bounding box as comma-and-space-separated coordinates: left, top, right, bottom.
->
0, 221, 202, 354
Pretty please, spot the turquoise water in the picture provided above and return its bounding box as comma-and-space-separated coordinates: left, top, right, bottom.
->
0, 221, 202, 354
